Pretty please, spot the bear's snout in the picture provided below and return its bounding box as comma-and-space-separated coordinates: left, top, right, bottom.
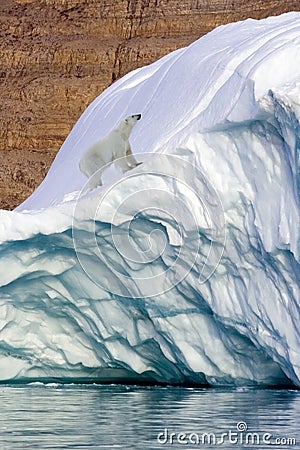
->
132, 114, 141, 120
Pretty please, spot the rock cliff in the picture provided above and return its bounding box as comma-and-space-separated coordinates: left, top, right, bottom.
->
0, 0, 299, 209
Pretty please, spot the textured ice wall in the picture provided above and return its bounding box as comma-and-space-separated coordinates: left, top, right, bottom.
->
0, 13, 299, 385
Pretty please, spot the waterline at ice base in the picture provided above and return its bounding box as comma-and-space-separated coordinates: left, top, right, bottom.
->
0, 12, 299, 387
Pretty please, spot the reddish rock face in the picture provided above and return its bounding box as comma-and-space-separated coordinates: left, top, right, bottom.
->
0, 0, 299, 209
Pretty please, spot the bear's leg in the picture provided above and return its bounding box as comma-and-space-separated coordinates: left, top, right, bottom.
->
125, 146, 142, 168
88, 169, 103, 190
114, 157, 132, 173
126, 153, 141, 168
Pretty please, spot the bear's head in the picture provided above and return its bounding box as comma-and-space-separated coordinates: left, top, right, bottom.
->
117, 114, 141, 137
124, 114, 142, 127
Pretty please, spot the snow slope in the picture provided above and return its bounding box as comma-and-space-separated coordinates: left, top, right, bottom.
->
0, 12, 299, 385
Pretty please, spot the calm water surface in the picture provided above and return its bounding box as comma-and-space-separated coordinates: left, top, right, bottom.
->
0, 384, 299, 449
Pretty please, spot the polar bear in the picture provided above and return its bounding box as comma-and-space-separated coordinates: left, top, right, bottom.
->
79, 114, 142, 189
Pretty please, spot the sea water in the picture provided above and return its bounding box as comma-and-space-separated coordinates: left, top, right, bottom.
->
0, 384, 298, 449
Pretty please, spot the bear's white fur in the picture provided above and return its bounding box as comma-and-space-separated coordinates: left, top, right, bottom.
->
79, 114, 142, 189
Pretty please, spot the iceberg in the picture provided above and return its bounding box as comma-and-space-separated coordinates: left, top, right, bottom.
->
0, 12, 299, 386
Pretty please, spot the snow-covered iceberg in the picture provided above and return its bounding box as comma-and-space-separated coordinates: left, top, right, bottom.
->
0, 12, 299, 386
